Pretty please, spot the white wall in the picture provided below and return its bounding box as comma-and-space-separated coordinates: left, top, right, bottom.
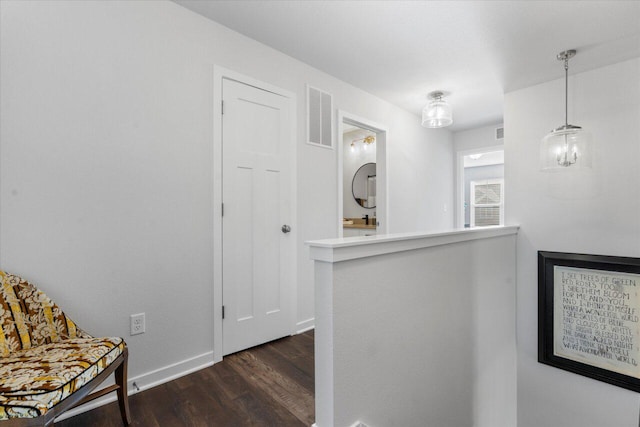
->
453, 123, 503, 153
505, 58, 640, 427
311, 229, 517, 427
0, 0, 453, 389
388, 124, 454, 234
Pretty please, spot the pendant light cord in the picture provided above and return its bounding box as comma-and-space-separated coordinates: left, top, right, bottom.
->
564, 56, 569, 128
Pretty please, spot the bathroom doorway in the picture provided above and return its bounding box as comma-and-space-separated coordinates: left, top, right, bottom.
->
337, 111, 387, 237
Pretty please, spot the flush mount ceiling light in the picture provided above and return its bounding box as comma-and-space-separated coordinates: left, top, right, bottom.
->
540, 49, 592, 171
422, 91, 453, 128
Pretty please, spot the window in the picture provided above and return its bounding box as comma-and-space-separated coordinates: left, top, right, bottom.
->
470, 179, 504, 227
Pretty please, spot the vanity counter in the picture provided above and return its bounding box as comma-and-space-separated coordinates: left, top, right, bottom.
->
342, 217, 376, 230
342, 223, 376, 230
342, 218, 376, 237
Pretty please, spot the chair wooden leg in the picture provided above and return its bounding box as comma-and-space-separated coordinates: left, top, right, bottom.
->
115, 348, 131, 426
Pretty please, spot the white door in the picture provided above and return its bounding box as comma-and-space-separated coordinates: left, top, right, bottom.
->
222, 78, 293, 356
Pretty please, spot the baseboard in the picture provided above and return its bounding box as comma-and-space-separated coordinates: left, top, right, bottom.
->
55, 350, 215, 422
315, 422, 369, 427
128, 350, 215, 393
297, 317, 315, 334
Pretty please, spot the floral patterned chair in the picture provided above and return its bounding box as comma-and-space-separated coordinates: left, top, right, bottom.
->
0, 271, 130, 426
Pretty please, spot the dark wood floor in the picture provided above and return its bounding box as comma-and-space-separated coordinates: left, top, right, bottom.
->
57, 330, 314, 427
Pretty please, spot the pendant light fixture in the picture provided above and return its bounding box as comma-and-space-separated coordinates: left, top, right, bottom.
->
540, 49, 592, 171
422, 91, 453, 128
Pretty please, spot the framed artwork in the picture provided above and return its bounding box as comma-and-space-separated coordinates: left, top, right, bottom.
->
539, 251, 640, 392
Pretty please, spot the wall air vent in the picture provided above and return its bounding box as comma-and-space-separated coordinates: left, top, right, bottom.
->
496, 127, 504, 140
307, 85, 333, 149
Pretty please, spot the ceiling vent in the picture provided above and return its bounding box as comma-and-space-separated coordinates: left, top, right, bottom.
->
495, 127, 504, 140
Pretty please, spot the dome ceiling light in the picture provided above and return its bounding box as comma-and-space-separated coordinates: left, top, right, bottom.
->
422, 91, 453, 128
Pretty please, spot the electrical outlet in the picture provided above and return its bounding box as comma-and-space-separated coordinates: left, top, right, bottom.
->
130, 313, 145, 335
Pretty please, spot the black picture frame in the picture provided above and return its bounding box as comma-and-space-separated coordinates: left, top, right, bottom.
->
539, 251, 640, 392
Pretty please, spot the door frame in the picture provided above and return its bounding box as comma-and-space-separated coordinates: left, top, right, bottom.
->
213, 66, 297, 363
337, 111, 389, 236
455, 145, 504, 228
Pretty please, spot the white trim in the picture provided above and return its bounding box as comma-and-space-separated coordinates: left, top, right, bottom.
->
55, 351, 214, 422
307, 226, 519, 263
127, 351, 214, 393
213, 66, 297, 362
337, 111, 389, 238
213, 66, 224, 363
455, 144, 504, 228
296, 317, 315, 334
311, 423, 368, 427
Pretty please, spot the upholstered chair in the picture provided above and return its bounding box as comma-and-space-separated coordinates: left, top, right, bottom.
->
0, 271, 130, 426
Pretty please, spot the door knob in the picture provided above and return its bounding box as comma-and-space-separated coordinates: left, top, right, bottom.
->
281, 224, 291, 233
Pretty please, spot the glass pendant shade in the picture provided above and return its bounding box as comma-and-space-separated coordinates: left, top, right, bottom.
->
540, 125, 592, 171
422, 92, 453, 128
540, 49, 593, 171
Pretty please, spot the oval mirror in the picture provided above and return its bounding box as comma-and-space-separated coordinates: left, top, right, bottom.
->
352, 162, 376, 209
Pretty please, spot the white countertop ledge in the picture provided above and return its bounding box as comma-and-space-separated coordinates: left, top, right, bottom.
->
306, 225, 519, 263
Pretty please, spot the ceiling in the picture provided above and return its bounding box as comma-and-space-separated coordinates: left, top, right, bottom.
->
173, 1, 640, 132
